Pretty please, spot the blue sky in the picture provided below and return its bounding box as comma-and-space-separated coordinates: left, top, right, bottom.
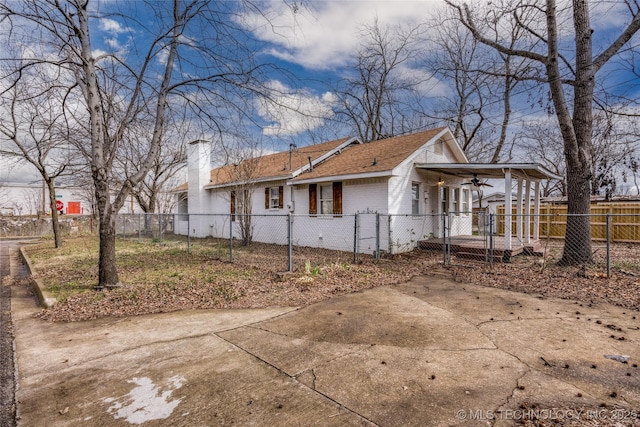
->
1, 0, 639, 185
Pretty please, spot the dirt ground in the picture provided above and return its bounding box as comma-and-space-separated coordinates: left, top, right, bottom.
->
22, 236, 640, 322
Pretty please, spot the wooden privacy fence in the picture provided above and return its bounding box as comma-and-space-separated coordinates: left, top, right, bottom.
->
496, 203, 640, 243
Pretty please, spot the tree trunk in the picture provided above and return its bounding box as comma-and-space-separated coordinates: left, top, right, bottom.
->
97, 215, 120, 289
45, 179, 62, 248
558, 0, 594, 265
94, 177, 120, 289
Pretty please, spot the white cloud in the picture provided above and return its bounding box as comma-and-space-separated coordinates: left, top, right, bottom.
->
257, 81, 336, 136
239, 0, 439, 70
104, 37, 121, 50
99, 18, 128, 34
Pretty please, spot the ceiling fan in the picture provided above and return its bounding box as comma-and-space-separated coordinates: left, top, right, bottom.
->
463, 174, 493, 187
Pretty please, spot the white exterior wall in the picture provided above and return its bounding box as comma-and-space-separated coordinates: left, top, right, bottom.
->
286, 179, 389, 253
0, 183, 91, 216
386, 136, 473, 251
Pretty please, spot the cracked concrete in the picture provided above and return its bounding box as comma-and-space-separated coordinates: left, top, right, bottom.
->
9, 272, 640, 426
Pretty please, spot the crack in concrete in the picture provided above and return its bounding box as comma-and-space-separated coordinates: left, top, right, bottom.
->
214, 332, 380, 426
212, 307, 300, 335
310, 368, 317, 390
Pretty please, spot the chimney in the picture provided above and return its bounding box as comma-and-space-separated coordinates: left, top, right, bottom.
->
187, 139, 212, 214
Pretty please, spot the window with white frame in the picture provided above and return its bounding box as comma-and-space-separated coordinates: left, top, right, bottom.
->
264, 186, 283, 210
320, 183, 333, 215
452, 188, 460, 214
269, 187, 279, 208
462, 188, 469, 213
411, 183, 420, 215
309, 182, 342, 217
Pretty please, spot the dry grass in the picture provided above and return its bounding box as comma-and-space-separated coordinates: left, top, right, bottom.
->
449, 240, 640, 312
25, 235, 441, 322
24, 235, 640, 323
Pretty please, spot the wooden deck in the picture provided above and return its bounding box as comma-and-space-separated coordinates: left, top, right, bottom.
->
418, 235, 544, 262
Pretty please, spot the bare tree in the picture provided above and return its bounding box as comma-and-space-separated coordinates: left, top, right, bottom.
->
424, 11, 493, 160
1, 0, 276, 288
589, 113, 637, 199
225, 145, 266, 246
424, 5, 537, 164
447, 0, 640, 265
0, 71, 76, 247
114, 119, 188, 215
22, 188, 42, 216
333, 18, 427, 142
518, 121, 567, 196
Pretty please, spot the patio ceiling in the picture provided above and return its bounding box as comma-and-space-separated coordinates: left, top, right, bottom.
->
414, 163, 562, 181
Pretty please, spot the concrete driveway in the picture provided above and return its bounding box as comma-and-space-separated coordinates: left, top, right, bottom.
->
10, 271, 640, 426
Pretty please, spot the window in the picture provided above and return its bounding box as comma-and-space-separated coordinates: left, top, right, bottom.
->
231, 189, 250, 221
452, 188, 460, 214
411, 183, 420, 215
462, 189, 469, 213
264, 186, 283, 209
320, 184, 333, 214
309, 182, 342, 217
178, 195, 188, 221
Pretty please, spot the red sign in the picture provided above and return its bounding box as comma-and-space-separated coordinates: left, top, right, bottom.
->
55, 200, 64, 211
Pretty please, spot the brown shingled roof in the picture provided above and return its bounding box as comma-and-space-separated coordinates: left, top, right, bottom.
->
171, 137, 355, 192
292, 127, 446, 182
172, 128, 448, 192
208, 137, 354, 187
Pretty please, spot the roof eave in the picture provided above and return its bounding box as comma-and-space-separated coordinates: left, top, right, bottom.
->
204, 174, 292, 190
414, 163, 562, 181
290, 170, 391, 185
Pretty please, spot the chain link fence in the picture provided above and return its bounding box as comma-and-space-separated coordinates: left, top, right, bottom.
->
433, 211, 640, 278
3, 211, 639, 278
0, 214, 96, 237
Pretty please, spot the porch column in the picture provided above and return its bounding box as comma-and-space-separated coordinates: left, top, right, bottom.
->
516, 177, 523, 244
524, 179, 531, 243
504, 170, 512, 251
533, 181, 541, 240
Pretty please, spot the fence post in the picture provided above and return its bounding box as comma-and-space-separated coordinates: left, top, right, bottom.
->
187, 214, 191, 254
606, 213, 610, 279
489, 213, 495, 268
353, 213, 359, 263
388, 215, 393, 255
159, 214, 163, 243
375, 213, 380, 260
287, 214, 293, 273
229, 214, 233, 263
442, 213, 447, 265
122, 215, 126, 238
138, 214, 142, 243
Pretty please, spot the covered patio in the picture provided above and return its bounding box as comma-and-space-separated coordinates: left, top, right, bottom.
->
414, 163, 562, 259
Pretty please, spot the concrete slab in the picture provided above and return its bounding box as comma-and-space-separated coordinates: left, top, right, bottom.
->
9, 270, 640, 426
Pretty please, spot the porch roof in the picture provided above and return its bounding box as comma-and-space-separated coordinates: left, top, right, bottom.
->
414, 163, 562, 181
